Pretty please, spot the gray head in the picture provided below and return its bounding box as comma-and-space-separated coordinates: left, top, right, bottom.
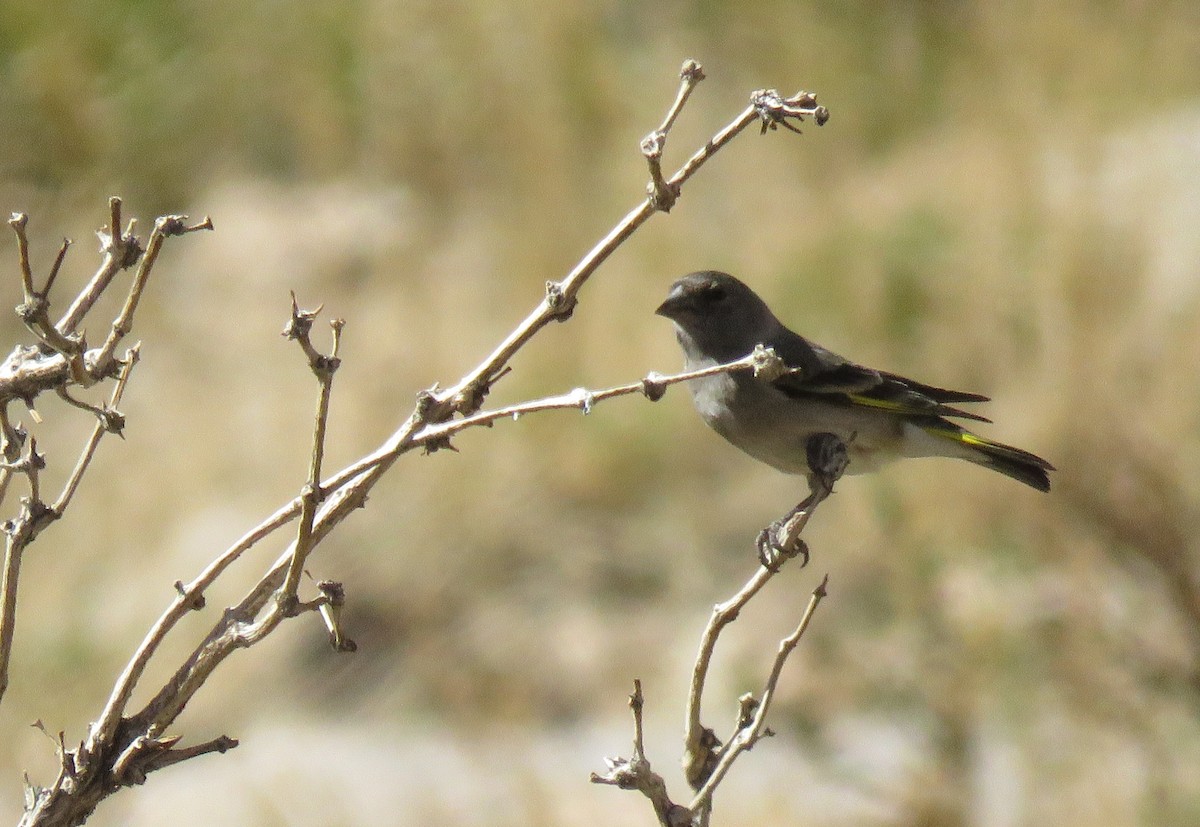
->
655, 271, 781, 362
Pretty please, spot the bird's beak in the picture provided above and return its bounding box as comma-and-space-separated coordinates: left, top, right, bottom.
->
655, 284, 688, 320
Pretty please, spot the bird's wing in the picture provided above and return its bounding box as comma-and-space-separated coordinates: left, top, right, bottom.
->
766, 335, 992, 423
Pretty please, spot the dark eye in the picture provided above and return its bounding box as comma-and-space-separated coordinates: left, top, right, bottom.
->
701, 284, 727, 303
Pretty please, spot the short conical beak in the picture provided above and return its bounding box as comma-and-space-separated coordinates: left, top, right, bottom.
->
655, 284, 688, 319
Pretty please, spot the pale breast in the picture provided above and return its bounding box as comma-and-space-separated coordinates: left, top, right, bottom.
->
687, 371, 906, 476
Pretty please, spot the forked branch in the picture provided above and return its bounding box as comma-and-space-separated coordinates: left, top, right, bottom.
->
15, 60, 827, 827
596, 434, 843, 827
0, 202, 209, 706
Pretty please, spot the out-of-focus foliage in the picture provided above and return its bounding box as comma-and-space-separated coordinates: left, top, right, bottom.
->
1, 1, 1199, 825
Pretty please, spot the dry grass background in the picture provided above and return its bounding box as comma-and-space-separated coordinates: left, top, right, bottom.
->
0, 1, 1199, 825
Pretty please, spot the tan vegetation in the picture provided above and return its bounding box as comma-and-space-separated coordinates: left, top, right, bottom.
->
0, 2, 1198, 825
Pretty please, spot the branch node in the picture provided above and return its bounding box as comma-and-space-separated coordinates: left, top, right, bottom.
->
735, 692, 759, 730
640, 372, 668, 402
570, 387, 596, 415
679, 58, 705, 83
282, 291, 321, 342
641, 131, 680, 212
96, 223, 144, 270
174, 580, 206, 610
414, 387, 440, 422
814, 573, 830, 599
155, 214, 212, 238
749, 344, 787, 381
751, 88, 830, 134
544, 280, 577, 321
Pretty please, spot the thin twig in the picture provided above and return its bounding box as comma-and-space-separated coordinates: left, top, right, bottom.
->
8, 214, 34, 298
138, 735, 239, 775
86, 497, 301, 754
682, 562, 777, 788
425, 69, 823, 425
90, 215, 213, 377
282, 309, 343, 603
52, 345, 139, 514
55, 197, 136, 337
411, 349, 771, 449
7, 215, 87, 383
35, 66, 825, 821
43, 238, 71, 298
0, 437, 54, 702
683, 433, 841, 788
590, 680, 686, 827
643, 59, 707, 211
314, 580, 356, 652
0, 540, 22, 700
689, 576, 829, 815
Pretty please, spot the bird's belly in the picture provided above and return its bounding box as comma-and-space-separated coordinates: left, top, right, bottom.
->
691, 375, 903, 476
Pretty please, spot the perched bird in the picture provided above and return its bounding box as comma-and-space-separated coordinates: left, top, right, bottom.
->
656, 271, 1053, 492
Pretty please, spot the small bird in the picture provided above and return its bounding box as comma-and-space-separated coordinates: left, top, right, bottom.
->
656, 271, 1053, 492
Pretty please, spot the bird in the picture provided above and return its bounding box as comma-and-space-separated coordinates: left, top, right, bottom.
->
656, 270, 1054, 494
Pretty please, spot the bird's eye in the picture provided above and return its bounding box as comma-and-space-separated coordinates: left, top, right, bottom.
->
702, 284, 727, 303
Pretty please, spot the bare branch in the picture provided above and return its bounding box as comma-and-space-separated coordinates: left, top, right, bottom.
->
411, 348, 773, 449
8, 214, 88, 385
91, 71, 828, 749
424, 64, 824, 426
598, 434, 839, 822
590, 681, 690, 827
133, 735, 238, 777
17, 61, 828, 824
8, 213, 34, 297
282, 302, 343, 604
55, 196, 140, 337
1, 201, 205, 711
85, 495, 301, 755
52, 345, 139, 514
43, 238, 71, 299
89, 214, 213, 377
643, 59, 707, 211
682, 564, 776, 789
689, 576, 829, 815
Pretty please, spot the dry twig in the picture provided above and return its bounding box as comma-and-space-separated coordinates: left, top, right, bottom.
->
0, 201, 210, 704
13, 60, 827, 826
593, 436, 840, 826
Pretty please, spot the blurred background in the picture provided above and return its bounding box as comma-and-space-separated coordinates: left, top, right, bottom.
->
0, 1, 1198, 825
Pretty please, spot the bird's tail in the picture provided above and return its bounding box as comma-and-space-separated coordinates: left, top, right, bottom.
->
923, 425, 1054, 492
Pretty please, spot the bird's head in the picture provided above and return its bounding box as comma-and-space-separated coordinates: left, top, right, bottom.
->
655, 271, 779, 362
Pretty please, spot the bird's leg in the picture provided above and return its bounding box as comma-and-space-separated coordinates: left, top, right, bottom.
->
756, 432, 849, 570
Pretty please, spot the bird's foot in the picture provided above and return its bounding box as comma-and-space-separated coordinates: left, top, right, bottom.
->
755, 433, 848, 572
756, 510, 811, 571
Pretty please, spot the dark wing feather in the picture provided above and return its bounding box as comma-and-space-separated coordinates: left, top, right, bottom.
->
765, 333, 992, 423
877, 370, 990, 405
